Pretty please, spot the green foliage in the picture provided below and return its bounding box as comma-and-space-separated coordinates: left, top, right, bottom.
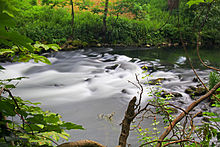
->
111, 0, 149, 20
135, 118, 161, 146
187, 0, 213, 8
209, 72, 220, 89
197, 72, 220, 146
9, 0, 220, 47
14, 4, 72, 44
0, 42, 61, 64
74, 12, 103, 42
0, 78, 84, 146
198, 104, 220, 146
41, 0, 69, 8
0, 0, 33, 51
75, 0, 94, 11
0, 0, 61, 64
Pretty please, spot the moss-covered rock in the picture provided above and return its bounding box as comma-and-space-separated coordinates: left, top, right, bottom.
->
185, 86, 207, 99
160, 90, 183, 98
149, 78, 166, 85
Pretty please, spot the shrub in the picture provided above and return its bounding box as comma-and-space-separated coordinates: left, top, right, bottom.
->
14, 5, 72, 44
74, 12, 103, 42
209, 72, 220, 89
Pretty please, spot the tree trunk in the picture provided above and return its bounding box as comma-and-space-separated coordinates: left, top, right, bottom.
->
102, 0, 109, 42
167, 0, 179, 11
118, 97, 137, 147
70, 0, 75, 39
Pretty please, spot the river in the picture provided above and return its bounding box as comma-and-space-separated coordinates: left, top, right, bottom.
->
0, 47, 219, 146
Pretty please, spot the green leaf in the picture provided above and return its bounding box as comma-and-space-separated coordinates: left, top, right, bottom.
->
187, 0, 205, 7
43, 125, 62, 133
26, 114, 45, 125
16, 109, 29, 118
203, 112, 217, 116
30, 53, 51, 65
1, 77, 28, 82
4, 84, 16, 88
25, 123, 42, 132
0, 29, 34, 52
0, 12, 15, 27
209, 117, 220, 122
61, 122, 84, 130
47, 44, 61, 51
44, 114, 60, 124
0, 49, 14, 55
0, 101, 16, 116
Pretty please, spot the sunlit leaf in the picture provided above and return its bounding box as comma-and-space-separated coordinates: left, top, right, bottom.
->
61, 122, 84, 130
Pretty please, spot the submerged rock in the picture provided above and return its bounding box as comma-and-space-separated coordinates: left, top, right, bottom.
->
160, 90, 183, 98
185, 86, 207, 99
192, 77, 199, 82
149, 78, 166, 85
105, 64, 119, 70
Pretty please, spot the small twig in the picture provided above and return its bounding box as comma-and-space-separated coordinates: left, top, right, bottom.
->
131, 111, 155, 131
196, 32, 220, 72
135, 74, 144, 112
181, 116, 188, 139
0, 87, 4, 96
164, 103, 187, 114
4, 89, 34, 134
139, 139, 176, 147
163, 139, 201, 147
4, 89, 21, 110
187, 112, 201, 139
37, 134, 59, 146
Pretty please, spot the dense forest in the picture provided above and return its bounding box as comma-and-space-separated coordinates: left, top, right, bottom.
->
3, 0, 220, 48
0, 0, 220, 147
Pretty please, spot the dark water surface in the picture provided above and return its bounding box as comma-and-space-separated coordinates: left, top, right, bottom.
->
0, 47, 219, 146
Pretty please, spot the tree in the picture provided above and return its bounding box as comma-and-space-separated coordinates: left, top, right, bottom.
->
102, 0, 109, 42
70, 0, 75, 39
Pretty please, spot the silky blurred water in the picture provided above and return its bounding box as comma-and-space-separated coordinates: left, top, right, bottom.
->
0, 47, 219, 146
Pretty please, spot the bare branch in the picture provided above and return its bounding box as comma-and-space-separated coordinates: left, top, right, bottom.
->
156, 82, 220, 147
139, 139, 176, 147
163, 139, 201, 147
196, 32, 220, 71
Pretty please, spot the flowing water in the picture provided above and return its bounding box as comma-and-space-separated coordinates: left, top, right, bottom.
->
0, 47, 220, 146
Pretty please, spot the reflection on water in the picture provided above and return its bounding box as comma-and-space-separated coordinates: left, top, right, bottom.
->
111, 47, 220, 70
0, 47, 219, 146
